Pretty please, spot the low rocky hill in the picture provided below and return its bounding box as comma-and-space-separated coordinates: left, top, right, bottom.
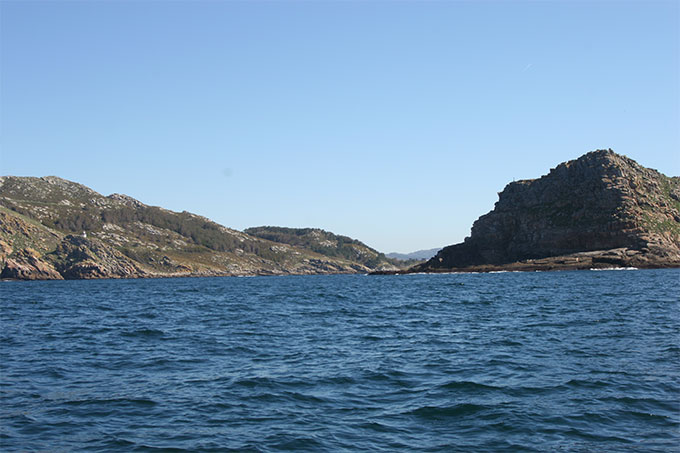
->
245, 226, 401, 269
410, 149, 680, 272
0, 176, 398, 279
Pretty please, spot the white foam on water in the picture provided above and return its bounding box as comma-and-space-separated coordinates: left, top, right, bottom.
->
589, 267, 639, 271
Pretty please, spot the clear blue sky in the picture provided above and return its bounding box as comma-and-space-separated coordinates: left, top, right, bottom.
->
1, 1, 678, 253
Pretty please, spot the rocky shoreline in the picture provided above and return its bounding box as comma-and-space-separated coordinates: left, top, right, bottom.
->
371, 247, 680, 275
0, 234, 382, 281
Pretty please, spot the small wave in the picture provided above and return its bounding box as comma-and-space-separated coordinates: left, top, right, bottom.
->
356, 420, 403, 433
138, 312, 158, 319
64, 397, 157, 407
438, 380, 501, 392
619, 410, 674, 422
497, 339, 523, 347
282, 391, 330, 404
561, 427, 637, 443
362, 369, 413, 384
265, 434, 325, 451
121, 328, 165, 338
233, 377, 275, 388
562, 378, 611, 389
319, 375, 356, 385
233, 376, 313, 390
406, 403, 488, 418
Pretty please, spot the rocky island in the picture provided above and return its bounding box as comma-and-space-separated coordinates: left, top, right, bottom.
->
0, 177, 402, 280
398, 149, 680, 273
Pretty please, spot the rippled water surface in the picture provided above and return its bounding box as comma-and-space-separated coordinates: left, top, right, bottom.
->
2, 269, 679, 452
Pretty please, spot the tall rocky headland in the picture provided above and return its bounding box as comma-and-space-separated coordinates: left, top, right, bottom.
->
414, 149, 680, 272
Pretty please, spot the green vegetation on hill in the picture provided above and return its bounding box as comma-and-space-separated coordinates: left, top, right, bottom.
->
245, 226, 400, 268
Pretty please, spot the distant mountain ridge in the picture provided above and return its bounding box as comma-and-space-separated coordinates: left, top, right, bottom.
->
407, 149, 680, 273
386, 248, 441, 261
0, 176, 400, 279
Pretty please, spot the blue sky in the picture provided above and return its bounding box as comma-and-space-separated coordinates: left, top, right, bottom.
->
1, 1, 678, 253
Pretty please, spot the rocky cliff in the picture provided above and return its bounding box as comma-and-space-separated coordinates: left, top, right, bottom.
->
412, 149, 680, 272
0, 177, 400, 280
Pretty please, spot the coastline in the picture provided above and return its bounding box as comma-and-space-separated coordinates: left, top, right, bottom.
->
0, 268, 370, 282
3, 261, 679, 281
371, 248, 680, 275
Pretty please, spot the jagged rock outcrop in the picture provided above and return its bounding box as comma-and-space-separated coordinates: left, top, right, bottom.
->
47, 235, 149, 279
413, 149, 680, 272
0, 247, 63, 280
0, 208, 65, 279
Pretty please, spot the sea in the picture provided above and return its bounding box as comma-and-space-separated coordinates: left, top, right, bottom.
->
1, 269, 678, 452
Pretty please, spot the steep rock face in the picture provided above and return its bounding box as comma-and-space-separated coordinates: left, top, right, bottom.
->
48, 235, 149, 279
0, 248, 63, 280
417, 150, 680, 271
0, 208, 65, 279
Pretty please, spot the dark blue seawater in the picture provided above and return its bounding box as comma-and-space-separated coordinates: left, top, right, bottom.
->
1, 269, 678, 452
